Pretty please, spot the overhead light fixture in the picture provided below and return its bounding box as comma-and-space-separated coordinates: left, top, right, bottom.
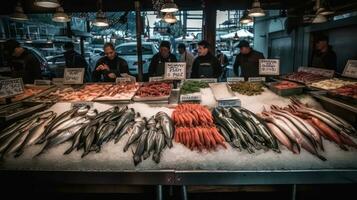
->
240, 10, 253, 24
312, 14, 327, 23
248, 0, 266, 17
233, 32, 240, 40
93, 10, 109, 27
160, 0, 178, 13
10, 2, 28, 21
34, 0, 60, 8
52, 6, 70, 22
163, 12, 177, 24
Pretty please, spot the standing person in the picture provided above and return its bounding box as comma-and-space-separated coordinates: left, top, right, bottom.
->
63, 42, 90, 82
233, 40, 264, 80
216, 49, 229, 80
311, 35, 337, 70
92, 43, 129, 82
148, 41, 177, 77
3, 39, 42, 84
191, 40, 221, 79
177, 43, 194, 78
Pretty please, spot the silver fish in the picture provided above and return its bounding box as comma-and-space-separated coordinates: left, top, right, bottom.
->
153, 129, 165, 164
114, 121, 135, 144
133, 130, 148, 166
155, 112, 174, 148
143, 128, 157, 160
123, 117, 146, 152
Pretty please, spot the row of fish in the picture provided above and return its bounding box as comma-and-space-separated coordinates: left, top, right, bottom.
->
213, 106, 280, 153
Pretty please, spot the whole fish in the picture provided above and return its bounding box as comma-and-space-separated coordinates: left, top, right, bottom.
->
81, 126, 97, 158
96, 122, 116, 146
266, 123, 300, 154
114, 121, 135, 144
133, 130, 148, 166
153, 129, 165, 164
216, 124, 231, 142
64, 128, 84, 154
45, 115, 88, 141
123, 117, 146, 152
155, 112, 174, 148
113, 108, 135, 135
143, 128, 157, 160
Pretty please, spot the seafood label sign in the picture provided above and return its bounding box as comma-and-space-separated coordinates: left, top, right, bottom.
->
164, 62, 186, 80
180, 94, 202, 102
34, 80, 51, 85
259, 59, 280, 75
227, 77, 245, 83
71, 101, 93, 109
64, 68, 85, 84
218, 97, 241, 107
0, 78, 24, 98
343, 60, 357, 79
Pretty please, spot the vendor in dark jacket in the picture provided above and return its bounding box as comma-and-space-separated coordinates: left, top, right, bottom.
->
63, 42, 90, 81
191, 40, 221, 78
148, 41, 177, 77
3, 39, 42, 84
311, 35, 337, 70
233, 40, 264, 80
92, 43, 129, 82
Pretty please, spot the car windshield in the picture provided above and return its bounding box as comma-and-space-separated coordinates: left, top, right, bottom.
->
116, 44, 153, 55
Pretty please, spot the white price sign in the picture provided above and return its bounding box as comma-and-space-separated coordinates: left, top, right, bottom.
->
64, 68, 85, 84
180, 94, 202, 102
248, 77, 266, 82
52, 78, 64, 86
34, 80, 51, 85
342, 60, 357, 79
164, 62, 186, 80
259, 59, 280, 75
116, 77, 132, 83
149, 76, 164, 82
218, 97, 241, 107
227, 77, 245, 83
71, 101, 93, 109
298, 67, 334, 78
186, 78, 217, 83
0, 78, 25, 98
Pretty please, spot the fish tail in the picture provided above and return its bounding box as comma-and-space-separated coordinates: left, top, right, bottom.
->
64, 146, 74, 155
165, 138, 173, 148
14, 150, 24, 158
316, 154, 327, 161
142, 152, 150, 160
152, 153, 160, 164
81, 151, 89, 158
339, 144, 349, 151
123, 144, 129, 152
35, 147, 47, 157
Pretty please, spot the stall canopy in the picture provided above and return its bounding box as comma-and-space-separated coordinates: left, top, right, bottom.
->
219, 29, 254, 40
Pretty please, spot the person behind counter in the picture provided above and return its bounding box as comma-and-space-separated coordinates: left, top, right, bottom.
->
311, 35, 337, 70
233, 40, 264, 80
63, 42, 90, 82
216, 49, 229, 80
178, 43, 194, 78
148, 41, 177, 77
3, 39, 42, 84
191, 40, 221, 79
92, 42, 129, 82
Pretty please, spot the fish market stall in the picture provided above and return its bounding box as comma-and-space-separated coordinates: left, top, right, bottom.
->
1, 83, 357, 186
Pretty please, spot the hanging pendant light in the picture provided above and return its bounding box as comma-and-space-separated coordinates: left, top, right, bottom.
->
163, 12, 177, 24
248, 0, 265, 17
34, 0, 60, 8
240, 10, 253, 24
10, 2, 28, 21
93, 10, 109, 27
160, 0, 178, 13
52, 6, 70, 23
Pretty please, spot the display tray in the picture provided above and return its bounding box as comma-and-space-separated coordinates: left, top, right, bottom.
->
309, 91, 357, 114
0, 84, 54, 105
0, 101, 47, 122
266, 82, 305, 96
209, 83, 235, 100
132, 95, 170, 103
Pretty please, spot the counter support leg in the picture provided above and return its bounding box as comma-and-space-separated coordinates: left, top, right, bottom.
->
292, 184, 297, 200
181, 185, 188, 200
156, 185, 163, 200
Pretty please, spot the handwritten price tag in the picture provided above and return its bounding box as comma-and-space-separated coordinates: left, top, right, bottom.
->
64, 68, 85, 84
164, 62, 186, 80
0, 78, 25, 98
259, 59, 280, 75
342, 60, 357, 79
227, 77, 245, 83
149, 76, 164, 82
186, 78, 217, 83
180, 94, 202, 102
34, 80, 51, 85
248, 77, 266, 82
218, 97, 241, 107
116, 77, 132, 83
71, 101, 93, 109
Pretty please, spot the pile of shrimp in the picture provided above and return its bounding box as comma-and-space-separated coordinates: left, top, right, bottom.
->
172, 104, 226, 151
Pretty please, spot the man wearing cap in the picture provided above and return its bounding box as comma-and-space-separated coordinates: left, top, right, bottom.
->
63, 42, 90, 81
191, 40, 221, 79
178, 43, 194, 78
3, 39, 42, 84
233, 40, 265, 80
148, 41, 177, 77
311, 35, 337, 70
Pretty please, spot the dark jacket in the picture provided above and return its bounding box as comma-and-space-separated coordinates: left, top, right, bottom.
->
64, 50, 90, 82
148, 53, 177, 77
311, 46, 337, 70
233, 49, 265, 79
10, 49, 42, 84
191, 52, 222, 78
92, 55, 129, 82
217, 53, 229, 68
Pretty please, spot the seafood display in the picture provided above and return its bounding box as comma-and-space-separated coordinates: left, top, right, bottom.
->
213, 106, 280, 153
273, 81, 299, 89
0, 85, 49, 104
180, 80, 209, 94
209, 83, 235, 100
95, 83, 140, 101
59, 84, 113, 101
134, 82, 172, 101
285, 71, 328, 84
310, 78, 357, 90
228, 82, 264, 96
172, 104, 227, 151
268, 81, 304, 96
260, 98, 357, 160
329, 84, 357, 99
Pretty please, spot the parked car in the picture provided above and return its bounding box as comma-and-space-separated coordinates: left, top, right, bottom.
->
115, 42, 158, 75
92, 48, 105, 56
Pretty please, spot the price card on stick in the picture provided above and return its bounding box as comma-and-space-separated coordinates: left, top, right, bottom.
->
63, 68, 85, 84
164, 62, 186, 80
259, 59, 280, 75
342, 60, 357, 79
0, 78, 25, 98
149, 76, 164, 82
227, 77, 245, 83
248, 77, 266, 82
34, 80, 51, 85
